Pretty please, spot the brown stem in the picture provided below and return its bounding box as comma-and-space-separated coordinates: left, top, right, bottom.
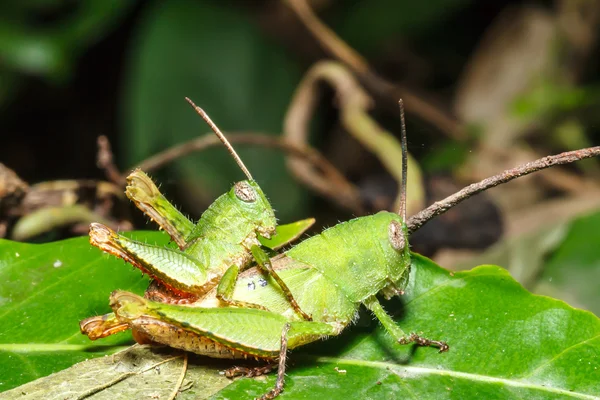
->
407, 146, 600, 234
285, 0, 369, 72
97, 136, 125, 186
133, 133, 355, 208
285, 0, 464, 139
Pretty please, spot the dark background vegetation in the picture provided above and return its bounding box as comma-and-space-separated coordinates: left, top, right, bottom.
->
1, 0, 599, 311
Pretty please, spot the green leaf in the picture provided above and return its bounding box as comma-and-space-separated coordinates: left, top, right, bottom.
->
2, 241, 598, 398
259, 218, 316, 250
215, 254, 600, 398
121, 0, 305, 222
0, 232, 168, 391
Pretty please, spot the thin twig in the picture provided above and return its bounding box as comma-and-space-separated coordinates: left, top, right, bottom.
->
167, 353, 188, 400
285, 0, 369, 73
134, 133, 355, 207
407, 146, 600, 234
285, 0, 465, 139
97, 136, 125, 186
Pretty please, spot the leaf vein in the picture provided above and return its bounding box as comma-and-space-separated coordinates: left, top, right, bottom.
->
304, 355, 600, 399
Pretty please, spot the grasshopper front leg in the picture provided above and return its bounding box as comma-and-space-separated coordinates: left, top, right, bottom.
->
364, 295, 449, 352
125, 169, 194, 249
216, 265, 269, 310
251, 245, 312, 321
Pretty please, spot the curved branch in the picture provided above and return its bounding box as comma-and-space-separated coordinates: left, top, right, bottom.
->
133, 133, 356, 210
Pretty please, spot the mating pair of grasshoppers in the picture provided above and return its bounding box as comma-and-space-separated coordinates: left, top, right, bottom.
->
80, 98, 447, 400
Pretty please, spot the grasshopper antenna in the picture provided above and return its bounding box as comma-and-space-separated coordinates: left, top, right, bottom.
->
398, 99, 408, 223
185, 97, 253, 181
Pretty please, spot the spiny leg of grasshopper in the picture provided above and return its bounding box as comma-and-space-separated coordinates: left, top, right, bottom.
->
125, 169, 194, 249
251, 245, 312, 320
260, 323, 291, 400
109, 292, 338, 398
227, 323, 292, 400
364, 295, 449, 352
145, 279, 196, 303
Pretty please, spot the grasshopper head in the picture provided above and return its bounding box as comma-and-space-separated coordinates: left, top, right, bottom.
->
230, 180, 276, 239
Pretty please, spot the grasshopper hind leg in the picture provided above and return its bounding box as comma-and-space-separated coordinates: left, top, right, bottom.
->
223, 323, 291, 400
224, 363, 276, 379
251, 246, 312, 321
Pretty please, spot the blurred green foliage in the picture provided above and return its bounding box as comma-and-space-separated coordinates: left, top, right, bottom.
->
333, 0, 471, 56
0, 0, 134, 91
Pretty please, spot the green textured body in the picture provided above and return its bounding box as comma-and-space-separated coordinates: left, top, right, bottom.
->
183, 182, 275, 282
113, 292, 333, 358
111, 211, 414, 356
90, 177, 279, 297
86, 101, 448, 399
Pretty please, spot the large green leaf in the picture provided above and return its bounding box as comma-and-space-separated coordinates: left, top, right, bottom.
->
0, 232, 168, 391
216, 254, 600, 398
121, 0, 305, 222
1, 236, 598, 398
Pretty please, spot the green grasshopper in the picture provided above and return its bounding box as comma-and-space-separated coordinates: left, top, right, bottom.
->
81, 98, 314, 339
84, 102, 448, 399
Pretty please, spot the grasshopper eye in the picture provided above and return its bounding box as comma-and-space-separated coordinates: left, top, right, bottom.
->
388, 220, 405, 251
234, 181, 257, 203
